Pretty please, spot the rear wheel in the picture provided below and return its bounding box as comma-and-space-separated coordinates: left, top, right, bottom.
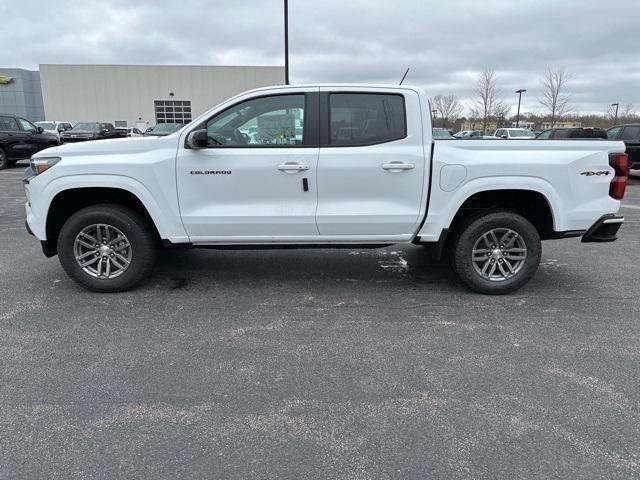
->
0, 149, 7, 170
449, 211, 541, 294
57, 204, 157, 292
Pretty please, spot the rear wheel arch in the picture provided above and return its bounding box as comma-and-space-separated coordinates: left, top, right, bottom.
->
447, 189, 556, 241
45, 187, 161, 255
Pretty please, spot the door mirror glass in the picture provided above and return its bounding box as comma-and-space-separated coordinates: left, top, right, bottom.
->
187, 129, 209, 149
37, 126, 44, 134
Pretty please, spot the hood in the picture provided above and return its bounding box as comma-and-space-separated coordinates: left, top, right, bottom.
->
34, 135, 179, 158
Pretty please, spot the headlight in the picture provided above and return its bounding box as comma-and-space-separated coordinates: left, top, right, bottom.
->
30, 156, 61, 175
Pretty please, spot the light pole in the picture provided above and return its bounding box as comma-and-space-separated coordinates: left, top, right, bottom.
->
611, 103, 619, 125
515, 89, 526, 128
284, 0, 289, 85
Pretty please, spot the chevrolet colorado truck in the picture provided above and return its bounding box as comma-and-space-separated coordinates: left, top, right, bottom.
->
23, 85, 629, 294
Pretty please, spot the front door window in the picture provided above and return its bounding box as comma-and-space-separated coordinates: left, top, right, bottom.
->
206, 95, 305, 147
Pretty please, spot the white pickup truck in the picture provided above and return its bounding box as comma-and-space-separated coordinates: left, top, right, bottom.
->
23, 85, 629, 294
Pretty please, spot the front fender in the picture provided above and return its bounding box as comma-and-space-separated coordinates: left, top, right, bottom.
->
29, 174, 189, 243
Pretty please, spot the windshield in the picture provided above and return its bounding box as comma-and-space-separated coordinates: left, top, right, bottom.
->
72, 123, 99, 132
509, 129, 535, 138
151, 123, 183, 133
36, 122, 56, 130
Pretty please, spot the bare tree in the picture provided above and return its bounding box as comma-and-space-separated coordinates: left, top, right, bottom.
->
606, 103, 634, 124
431, 94, 463, 129
470, 68, 504, 133
538, 67, 570, 127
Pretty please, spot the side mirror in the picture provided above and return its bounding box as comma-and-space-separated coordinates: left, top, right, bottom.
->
37, 126, 44, 134
187, 129, 209, 149
501, 134, 508, 139
100, 128, 108, 134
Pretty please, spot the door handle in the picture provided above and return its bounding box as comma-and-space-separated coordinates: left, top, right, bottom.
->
382, 162, 415, 171
278, 163, 309, 172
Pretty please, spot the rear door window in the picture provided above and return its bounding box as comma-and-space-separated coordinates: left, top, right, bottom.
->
0, 116, 20, 131
329, 93, 406, 146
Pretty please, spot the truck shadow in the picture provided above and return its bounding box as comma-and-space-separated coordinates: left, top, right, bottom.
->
153, 245, 460, 292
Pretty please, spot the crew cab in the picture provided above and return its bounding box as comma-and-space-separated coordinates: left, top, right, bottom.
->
23, 85, 628, 294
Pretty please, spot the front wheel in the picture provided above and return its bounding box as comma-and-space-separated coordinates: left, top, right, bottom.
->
0, 149, 7, 170
57, 204, 157, 292
449, 211, 541, 294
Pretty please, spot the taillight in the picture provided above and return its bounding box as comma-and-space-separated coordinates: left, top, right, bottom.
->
609, 152, 628, 200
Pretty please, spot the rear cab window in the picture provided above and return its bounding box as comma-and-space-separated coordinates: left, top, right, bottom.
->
328, 93, 406, 146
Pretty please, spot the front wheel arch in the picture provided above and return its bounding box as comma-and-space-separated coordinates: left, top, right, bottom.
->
45, 187, 161, 256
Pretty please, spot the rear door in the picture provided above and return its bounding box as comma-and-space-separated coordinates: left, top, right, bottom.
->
316, 88, 427, 236
0, 116, 28, 159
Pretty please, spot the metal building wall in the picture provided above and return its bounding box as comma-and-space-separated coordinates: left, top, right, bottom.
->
40, 64, 285, 127
0, 69, 45, 122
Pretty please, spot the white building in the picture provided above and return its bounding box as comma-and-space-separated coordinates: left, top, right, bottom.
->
40, 64, 285, 129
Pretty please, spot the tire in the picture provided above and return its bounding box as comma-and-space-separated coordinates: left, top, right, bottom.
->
0, 149, 7, 170
57, 204, 158, 292
449, 210, 541, 294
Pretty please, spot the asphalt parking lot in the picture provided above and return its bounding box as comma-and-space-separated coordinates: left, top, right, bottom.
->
1, 161, 639, 480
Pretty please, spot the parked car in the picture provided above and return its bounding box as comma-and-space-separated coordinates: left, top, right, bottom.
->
494, 128, 536, 139
61, 122, 120, 143
433, 128, 454, 139
536, 127, 607, 140
34, 121, 73, 141
24, 84, 628, 294
453, 130, 484, 139
144, 123, 184, 137
0, 114, 59, 169
606, 124, 640, 172
116, 127, 144, 138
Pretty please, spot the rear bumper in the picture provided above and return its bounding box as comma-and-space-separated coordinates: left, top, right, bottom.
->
581, 214, 624, 243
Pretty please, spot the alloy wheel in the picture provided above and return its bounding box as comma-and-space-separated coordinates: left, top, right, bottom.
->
471, 228, 527, 282
73, 224, 132, 279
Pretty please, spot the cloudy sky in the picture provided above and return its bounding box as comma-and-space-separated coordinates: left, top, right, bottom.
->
2, 0, 639, 115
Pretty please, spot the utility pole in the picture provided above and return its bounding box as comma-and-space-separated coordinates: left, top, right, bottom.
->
284, 0, 289, 85
611, 103, 619, 125
432, 109, 437, 128
515, 89, 526, 128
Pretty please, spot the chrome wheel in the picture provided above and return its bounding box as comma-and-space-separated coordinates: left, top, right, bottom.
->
73, 224, 132, 279
471, 228, 527, 282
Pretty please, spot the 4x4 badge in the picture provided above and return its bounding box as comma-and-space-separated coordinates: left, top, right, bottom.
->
580, 171, 610, 177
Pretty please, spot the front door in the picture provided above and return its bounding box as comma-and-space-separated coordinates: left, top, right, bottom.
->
316, 89, 427, 236
176, 90, 320, 241
16, 117, 47, 157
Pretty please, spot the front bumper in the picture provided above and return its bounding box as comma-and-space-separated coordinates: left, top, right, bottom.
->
581, 214, 624, 243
